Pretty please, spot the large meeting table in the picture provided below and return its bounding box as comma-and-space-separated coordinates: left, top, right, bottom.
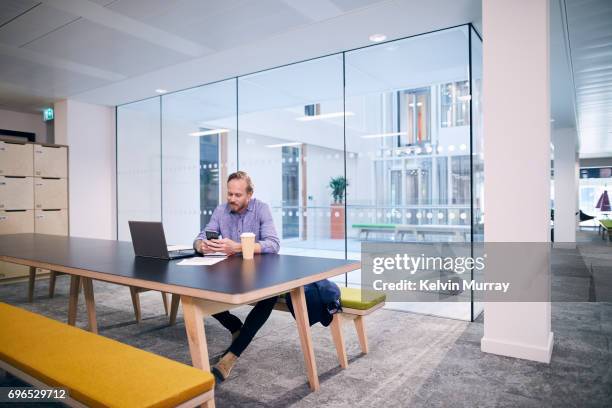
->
0, 233, 359, 391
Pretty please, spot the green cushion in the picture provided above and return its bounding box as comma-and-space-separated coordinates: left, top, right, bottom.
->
600, 219, 612, 229
351, 224, 396, 229
340, 287, 386, 310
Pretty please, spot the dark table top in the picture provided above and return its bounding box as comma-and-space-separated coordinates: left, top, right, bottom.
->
0, 234, 358, 302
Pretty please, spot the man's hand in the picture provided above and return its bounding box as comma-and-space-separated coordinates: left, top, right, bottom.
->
206, 238, 240, 255
197, 239, 215, 254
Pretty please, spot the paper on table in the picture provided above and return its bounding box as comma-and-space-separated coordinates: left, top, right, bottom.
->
177, 257, 226, 266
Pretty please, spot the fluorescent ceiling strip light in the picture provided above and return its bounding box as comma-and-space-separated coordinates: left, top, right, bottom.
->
188, 128, 230, 136
361, 132, 405, 139
266, 142, 303, 148
296, 111, 354, 121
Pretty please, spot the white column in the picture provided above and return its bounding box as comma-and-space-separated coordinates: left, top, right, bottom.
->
54, 99, 116, 240
553, 128, 579, 243
481, 0, 554, 363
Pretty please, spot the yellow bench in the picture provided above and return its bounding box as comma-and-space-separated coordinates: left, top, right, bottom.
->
0, 302, 215, 408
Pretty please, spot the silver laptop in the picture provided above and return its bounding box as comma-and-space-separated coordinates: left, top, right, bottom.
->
128, 221, 195, 260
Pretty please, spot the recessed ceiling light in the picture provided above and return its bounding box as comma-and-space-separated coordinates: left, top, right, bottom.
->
369, 33, 387, 43
296, 111, 354, 121
155, 89, 167, 94
188, 129, 229, 136
266, 142, 303, 148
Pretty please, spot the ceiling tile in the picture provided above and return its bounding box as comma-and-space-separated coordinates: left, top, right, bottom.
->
0, 53, 111, 96
0, 0, 39, 26
0, 4, 76, 47
23, 18, 192, 76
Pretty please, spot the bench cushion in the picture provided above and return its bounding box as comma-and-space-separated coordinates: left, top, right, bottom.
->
0, 302, 214, 408
351, 223, 396, 229
340, 287, 386, 310
599, 219, 612, 229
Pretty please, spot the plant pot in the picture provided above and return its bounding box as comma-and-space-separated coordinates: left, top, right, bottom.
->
330, 204, 345, 239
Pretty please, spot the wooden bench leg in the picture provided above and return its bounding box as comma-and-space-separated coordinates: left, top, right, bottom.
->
354, 315, 369, 354
68, 275, 81, 326
329, 313, 348, 369
169, 294, 180, 325
161, 292, 169, 315
204, 399, 215, 408
28, 267, 36, 302
82, 277, 98, 334
49, 271, 57, 298
129, 287, 142, 323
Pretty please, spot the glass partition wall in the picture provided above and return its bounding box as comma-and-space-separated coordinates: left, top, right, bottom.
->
117, 24, 483, 321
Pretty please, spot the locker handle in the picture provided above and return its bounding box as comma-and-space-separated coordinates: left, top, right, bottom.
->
41, 177, 60, 180
42, 209, 61, 212
5, 209, 26, 212
4, 176, 26, 179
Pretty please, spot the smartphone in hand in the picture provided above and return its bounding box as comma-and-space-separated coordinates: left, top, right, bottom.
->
205, 230, 219, 240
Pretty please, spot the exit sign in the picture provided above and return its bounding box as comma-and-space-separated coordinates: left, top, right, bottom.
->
43, 108, 54, 121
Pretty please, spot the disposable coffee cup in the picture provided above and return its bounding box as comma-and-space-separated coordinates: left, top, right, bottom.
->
240, 232, 256, 259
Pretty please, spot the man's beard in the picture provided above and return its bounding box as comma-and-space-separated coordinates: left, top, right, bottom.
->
229, 202, 246, 212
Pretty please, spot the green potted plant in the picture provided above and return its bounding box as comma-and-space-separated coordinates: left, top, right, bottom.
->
329, 176, 348, 239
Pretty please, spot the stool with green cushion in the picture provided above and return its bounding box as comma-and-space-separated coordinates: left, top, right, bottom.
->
339, 287, 386, 354
599, 219, 612, 240
0, 302, 215, 408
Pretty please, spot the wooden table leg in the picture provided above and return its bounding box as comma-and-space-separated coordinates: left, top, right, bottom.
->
161, 292, 169, 315
290, 286, 320, 391
68, 275, 81, 326
27, 267, 36, 302
169, 294, 180, 325
181, 295, 210, 371
81, 277, 98, 334
49, 271, 57, 298
129, 287, 142, 323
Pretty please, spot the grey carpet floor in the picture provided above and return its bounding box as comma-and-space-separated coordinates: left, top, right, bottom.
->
1, 230, 611, 407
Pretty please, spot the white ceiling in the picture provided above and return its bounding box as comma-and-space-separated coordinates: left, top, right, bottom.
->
3, 0, 608, 159
0, 0, 480, 113
562, 0, 612, 158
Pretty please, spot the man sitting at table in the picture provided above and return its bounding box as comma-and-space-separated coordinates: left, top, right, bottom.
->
193, 170, 280, 382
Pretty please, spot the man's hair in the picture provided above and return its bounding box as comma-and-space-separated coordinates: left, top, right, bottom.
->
227, 171, 254, 194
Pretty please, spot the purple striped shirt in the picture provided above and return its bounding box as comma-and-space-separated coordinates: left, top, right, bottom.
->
195, 198, 280, 254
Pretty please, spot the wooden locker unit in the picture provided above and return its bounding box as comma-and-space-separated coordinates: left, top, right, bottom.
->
34, 145, 68, 178
0, 176, 34, 210
0, 210, 35, 234
0, 137, 69, 283
35, 209, 68, 236
34, 178, 68, 210
0, 141, 33, 176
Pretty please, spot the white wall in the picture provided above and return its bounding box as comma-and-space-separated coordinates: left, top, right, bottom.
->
0, 108, 47, 143
54, 99, 116, 240
553, 128, 579, 243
